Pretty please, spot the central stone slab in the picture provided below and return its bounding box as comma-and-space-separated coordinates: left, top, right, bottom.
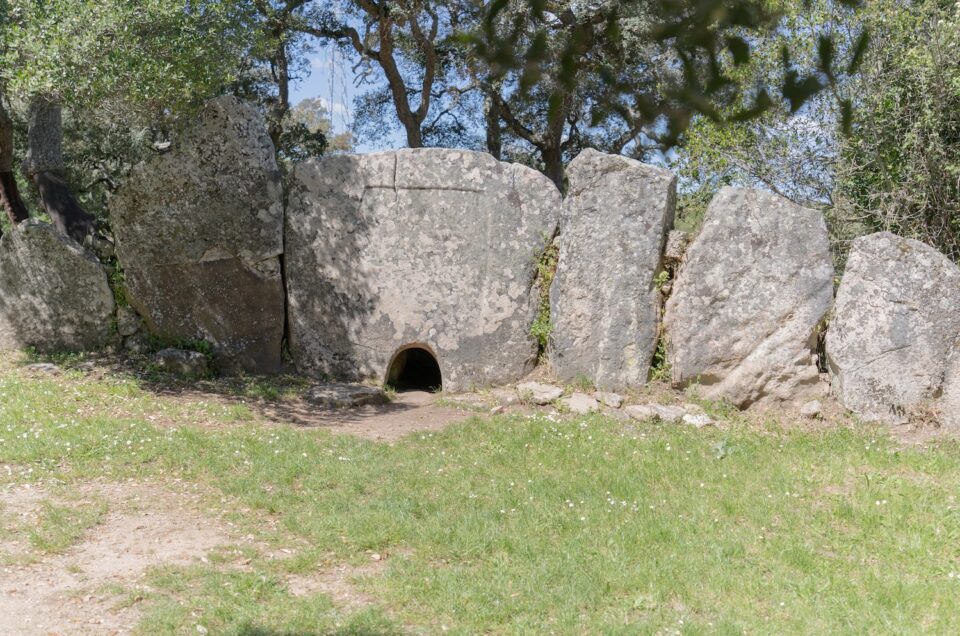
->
285, 149, 560, 392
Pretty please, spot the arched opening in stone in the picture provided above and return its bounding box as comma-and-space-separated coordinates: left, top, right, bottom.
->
386, 345, 442, 392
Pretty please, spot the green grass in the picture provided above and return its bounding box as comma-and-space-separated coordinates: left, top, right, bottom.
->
29, 499, 108, 553
2, 366, 960, 633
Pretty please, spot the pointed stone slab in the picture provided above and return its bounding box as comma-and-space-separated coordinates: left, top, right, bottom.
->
549, 149, 676, 390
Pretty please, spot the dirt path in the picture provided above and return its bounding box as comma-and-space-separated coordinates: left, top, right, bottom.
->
0, 482, 231, 636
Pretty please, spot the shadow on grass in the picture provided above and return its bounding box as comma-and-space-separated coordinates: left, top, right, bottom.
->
15, 350, 436, 432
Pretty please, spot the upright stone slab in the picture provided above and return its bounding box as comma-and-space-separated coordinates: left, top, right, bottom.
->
549, 149, 676, 390
827, 232, 960, 424
940, 352, 960, 431
110, 97, 284, 373
663, 188, 833, 408
0, 220, 114, 351
285, 148, 559, 391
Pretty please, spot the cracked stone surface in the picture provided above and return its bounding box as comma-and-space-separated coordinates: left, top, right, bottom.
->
110, 97, 284, 373
664, 187, 833, 408
827, 232, 960, 425
549, 149, 676, 390
285, 148, 559, 391
0, 220, 114, 352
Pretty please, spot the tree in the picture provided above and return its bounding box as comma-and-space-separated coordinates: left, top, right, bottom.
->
0, 0, 258, 241
300, 0, 479, 149
834, 0, 960, 260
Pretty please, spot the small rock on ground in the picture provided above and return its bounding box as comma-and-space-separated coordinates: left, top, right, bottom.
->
625, 404, 685, 424
155, 348, 209, 379
682, 412, 715, 428
305, 383, 386, 409
517, 382, 563, 405
563, 392, 599, 414
593, 391, 623, 408
800, 400, 823, 419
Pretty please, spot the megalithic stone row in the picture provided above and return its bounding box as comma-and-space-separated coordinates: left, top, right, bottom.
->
0, 219, 115, 352
826, 232, 960, 425
663, 187, 834, 408
284, 148, 559, 392
549, 149, 677, 390
110, 96, 285, 373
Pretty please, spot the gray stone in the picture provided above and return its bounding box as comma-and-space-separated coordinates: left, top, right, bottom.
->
625, 403, 686, 423
123, 333, 150, 355
155, 348, 209, 379
517, 381, 564, 405
800, 400, 823, 419
115, 306, 143, 337
827, 232, 960, 425
682, 412, 715, 428
305, 383, 386, 409
285, 148, 559, 391
663, 187, 834, 408
939, 352, 960, 431
562, 392, 599, 414
550, 149, 676, 390
593, 391, 623, 408
25, 362, 59, 374
111, 96, 285, 374
491, 388, 520, 407
664, 230, 690, 264
0, 220, 115, 352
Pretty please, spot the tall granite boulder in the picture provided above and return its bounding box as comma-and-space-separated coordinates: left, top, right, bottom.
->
827, 232, 960, 424
663, 188, 834, 408
939, 352, 960, 431
549, 149, 676, 390
110, 97, 284, 373
0, 220, 114, 351
285, 148, 559, 392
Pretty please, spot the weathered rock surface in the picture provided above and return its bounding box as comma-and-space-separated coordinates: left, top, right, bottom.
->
940, 353, 960, 431
110, 96, 284, 374
625, 403, 685, 423
550, 149, 676, 390
285, 148, 559, 391
305, 383, 386, 409
0, 220, 114, 352
827, 232, 960, 424
517, 382, 564, 405
594, 391, 623, 409
562, 392, 599, 414
663, 187, 833, 408
154, 348, 209, 378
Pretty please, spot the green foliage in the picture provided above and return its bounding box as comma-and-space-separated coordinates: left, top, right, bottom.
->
530, 235, 559, 357
834, 1, 960, 261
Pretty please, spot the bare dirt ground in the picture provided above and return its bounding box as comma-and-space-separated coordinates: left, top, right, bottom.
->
260, 389, 470, 441
0, 480, 386, 635
0, 481, 230, 635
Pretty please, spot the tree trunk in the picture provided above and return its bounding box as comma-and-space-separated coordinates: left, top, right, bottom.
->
484, 92, 502, 160
0, 97, 29, 227
25, 96, 96, 243
542, 146, 564, 191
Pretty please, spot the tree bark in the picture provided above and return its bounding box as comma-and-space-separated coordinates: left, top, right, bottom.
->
484, 91, 502, 160
0, 97, 29, 227
25, 96, 96, 243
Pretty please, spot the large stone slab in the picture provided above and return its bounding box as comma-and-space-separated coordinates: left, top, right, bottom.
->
939, 352, 960, 431
285, 148, 559, 391
0, 220, 114, 351
827, 232, 960, 424
549, 149, 676, 390
110, 97, 284, 373
663, 187, 834, 408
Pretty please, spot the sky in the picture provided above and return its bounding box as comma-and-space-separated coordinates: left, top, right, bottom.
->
290, 47, 406, 152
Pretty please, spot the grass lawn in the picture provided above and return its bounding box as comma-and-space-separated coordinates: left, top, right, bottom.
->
2, 362, 960, 634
